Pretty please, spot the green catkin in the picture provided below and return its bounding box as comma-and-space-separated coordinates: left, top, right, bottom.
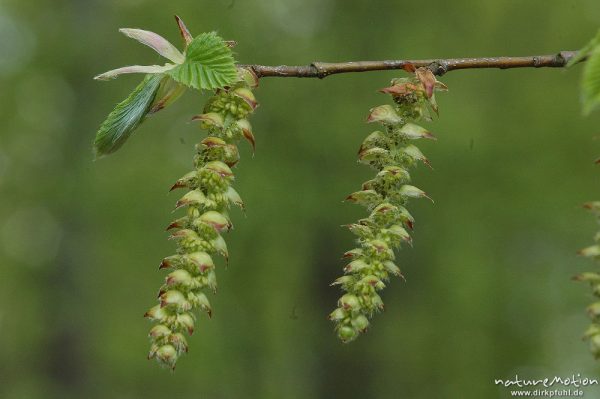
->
575, 201, 600, 359
144, 68, 259, 368
330, 68, 447, 342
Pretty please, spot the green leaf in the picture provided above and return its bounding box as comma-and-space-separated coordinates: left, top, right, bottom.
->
582, 49, 600, 115
94, 74, 164, 158
568, 29, 600, 68
570, 30, 600, 114
167, 32, 238, 90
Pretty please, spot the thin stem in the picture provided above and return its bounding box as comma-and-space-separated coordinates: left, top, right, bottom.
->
242, 51, 579, 79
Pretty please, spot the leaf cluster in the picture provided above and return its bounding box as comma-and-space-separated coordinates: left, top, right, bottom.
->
93, 17, 238, 158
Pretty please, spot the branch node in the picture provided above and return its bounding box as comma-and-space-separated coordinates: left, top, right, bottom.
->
312, 62, 329, 79
428, 61, 448, 76
247, 65, 262, 79
557, 51, 572, 65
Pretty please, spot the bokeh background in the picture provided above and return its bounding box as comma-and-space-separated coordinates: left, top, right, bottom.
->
1, 1, 600, 398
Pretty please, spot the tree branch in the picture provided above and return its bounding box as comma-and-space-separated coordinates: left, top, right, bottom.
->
243, 51, 579, 79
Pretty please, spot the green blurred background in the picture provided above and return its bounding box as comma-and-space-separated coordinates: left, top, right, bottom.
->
1, 1, 600, 398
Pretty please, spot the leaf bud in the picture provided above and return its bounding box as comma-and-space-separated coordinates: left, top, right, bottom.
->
579, 245, 600, 258
383, 260, 402, 277
200, 136, 227, 149
175, 190, 208, 209
211, 234, 229, 260
379, 82, 421, 96
239, 130, 256, 154
387, 224, 411, 243
337, 326, 358, 343
189, 292, 212, 316
415, 67, 437, 98
366, 105, 403, 125
588, 302, 600, 320
204, 161, 234, 179
345, 190, 382, 207
358, 275, 386, 290
344, 259, 369, 273
358, 147, 389, 165
149, 324, 172, 339
574, 272, 600, 283
398, 185, 432, 202
232, 87, 258, 110
359, 131, 389, 154
371, 293, 384, 310
206, 270, 218, 293
398, 123, 436, 140
351, 315, 369, 332
401, 144, 431, 167
590, 334, 600, 359
166, 216, 189, 231
144, 305, 169, 321
198, 211, 231, 232
175, 312, 195, 335
342, 248, 363, 259
191, 112, 224, 129
583, 201, 600, 216
584, 324, 600, 339
170, 171, 197, 191
155, 345, 178, 368
160, 290, 191, 311
185, 251, 215, 273
166, 269, 193, 287
331, 276, 354, 286
169, 332, 189, 354
346, 223, 373, 239
339, 294, 361, 310
328, 307, 347, 321
226, 186, 244, 209
377, 166, 411, 184
237, 67, 259, 88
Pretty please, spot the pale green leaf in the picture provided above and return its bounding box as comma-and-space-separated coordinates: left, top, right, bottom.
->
94, 74, 164, 158
167, 32, 238, 90
568, 29, 600, 67
149, 77, 186, 114
94, 64, 176, 81
119, 28, 185, 64
582, 50, 600, 115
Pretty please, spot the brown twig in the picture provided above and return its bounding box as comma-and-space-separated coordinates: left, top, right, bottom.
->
242, 51, 579, 79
